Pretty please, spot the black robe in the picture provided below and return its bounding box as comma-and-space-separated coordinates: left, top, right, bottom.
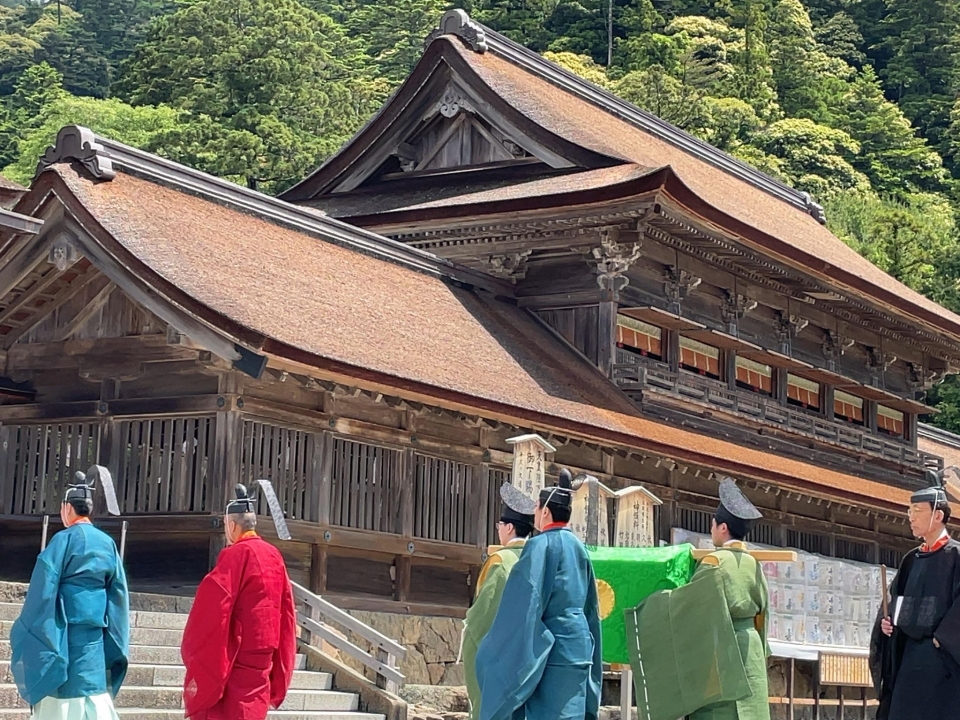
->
870, 538, 960, 720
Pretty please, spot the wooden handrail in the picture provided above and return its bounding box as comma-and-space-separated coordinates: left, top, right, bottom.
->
291, 581, 406, 693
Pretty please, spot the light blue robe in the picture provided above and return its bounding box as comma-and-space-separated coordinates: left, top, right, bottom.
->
10, 522, 129, 706
475, 527, 602, 720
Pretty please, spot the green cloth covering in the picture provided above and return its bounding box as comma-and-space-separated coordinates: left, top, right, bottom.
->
625, 565, 751, 720
587, 544, 695, 664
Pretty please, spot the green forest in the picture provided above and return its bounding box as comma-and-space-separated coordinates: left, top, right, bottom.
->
4, 0, 960, 426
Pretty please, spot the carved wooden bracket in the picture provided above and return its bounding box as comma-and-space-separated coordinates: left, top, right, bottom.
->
37, 125, 116, 181
425, 9, 488, 53
822, 331, 855, 371
866, 347, 897, 381
720, 292, 757, 332
588, 226, 641, 292
908, 362, 945, 391
484, 250, 532, 281
775, 312, 808, 352
663, 267, 701, 312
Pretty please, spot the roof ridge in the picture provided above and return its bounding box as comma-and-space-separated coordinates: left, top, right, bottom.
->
426, 9, 827, 224
919, 423, 960, 450
36, 125, 514, 296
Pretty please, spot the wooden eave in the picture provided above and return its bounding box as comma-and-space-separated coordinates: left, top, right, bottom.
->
346, 167, 960, 361
279, 38, 620, 201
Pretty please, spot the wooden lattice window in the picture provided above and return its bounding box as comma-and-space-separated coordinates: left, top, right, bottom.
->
0, 422, 99, 515
752, 521, 782, 546
241, 421, 321, 522
836, 538, 872, 563
485, 468, 510, 546
413, 453, 478, 544
327, 437, 401, 533
116, 417, 214, 514
879, 547, 904, 568
787, 529, 832, 556
678, 506, 713, 535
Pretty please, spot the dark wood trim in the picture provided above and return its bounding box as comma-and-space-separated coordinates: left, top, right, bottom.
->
0, 394, 229, 422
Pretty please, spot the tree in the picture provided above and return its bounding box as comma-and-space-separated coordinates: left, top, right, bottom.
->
825, 190, 960, 305
115, 0, 389, 192
748, 118, 869, 197
878, 0, 960, 162
836, 67, 946, 195
1, 93, 179, 183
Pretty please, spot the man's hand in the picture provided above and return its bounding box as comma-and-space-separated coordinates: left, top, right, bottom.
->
881, 617, 894, 636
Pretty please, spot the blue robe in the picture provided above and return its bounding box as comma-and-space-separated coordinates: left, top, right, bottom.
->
10, 522, 129, 706
475, 526, 602, 720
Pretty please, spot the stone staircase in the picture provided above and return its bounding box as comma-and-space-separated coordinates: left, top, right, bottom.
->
0, 600, 385, 719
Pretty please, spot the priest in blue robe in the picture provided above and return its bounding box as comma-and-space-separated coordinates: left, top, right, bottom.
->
10, 468, 129, 720
475, 468, 602, 720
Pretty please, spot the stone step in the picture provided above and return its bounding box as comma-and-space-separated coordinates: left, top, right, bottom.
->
0, 640, 308, 669
0, 712, 385, 720
0, 685, 359, 712
0, 661, 329, 690
0, 622, 184, 649
0, 604, 187, 630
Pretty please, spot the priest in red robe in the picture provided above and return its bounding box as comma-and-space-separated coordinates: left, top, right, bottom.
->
181, 484, 297, 719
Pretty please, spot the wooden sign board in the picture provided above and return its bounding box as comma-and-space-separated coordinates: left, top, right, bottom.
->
615, 486, 661, 548
819, 652, 872, 687
506, 434, 555, 500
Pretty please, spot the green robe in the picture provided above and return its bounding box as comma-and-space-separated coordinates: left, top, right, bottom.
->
690, 544, 770, 720
463, 543, 524, 720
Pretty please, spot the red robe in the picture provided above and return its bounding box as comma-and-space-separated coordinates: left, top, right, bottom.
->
181, 533, 297, 720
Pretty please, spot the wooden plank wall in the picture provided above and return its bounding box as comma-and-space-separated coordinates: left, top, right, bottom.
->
239, 420, 317, 522
330, 437, 402, 533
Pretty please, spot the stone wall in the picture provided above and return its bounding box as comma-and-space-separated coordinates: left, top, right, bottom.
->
332, 610, 465, 686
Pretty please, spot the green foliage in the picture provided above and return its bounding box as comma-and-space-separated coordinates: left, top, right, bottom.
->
1, 93, 179, 183
114, 0, 389, 191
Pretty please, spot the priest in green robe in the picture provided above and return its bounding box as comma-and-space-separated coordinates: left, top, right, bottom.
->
629, 478, 769, 720
691, 479, 770, 720
462, 483, 536, 720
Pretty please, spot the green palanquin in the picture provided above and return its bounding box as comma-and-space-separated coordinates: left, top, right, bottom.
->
462, 543, 525, 720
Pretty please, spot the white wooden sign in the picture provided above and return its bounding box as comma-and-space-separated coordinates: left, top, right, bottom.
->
569, 478, 615, 546
506, 434, 556, 499
614, 485, 661, 548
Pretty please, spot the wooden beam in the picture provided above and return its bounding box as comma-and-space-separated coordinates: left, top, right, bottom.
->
53, 281, 116, 342
2, 266, 103, 348
0, 266, 65, 328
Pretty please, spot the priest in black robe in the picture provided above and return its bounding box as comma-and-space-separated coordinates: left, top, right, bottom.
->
870, 471, 960, 720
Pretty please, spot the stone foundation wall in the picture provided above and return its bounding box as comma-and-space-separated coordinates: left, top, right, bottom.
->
337, 610, 465, 686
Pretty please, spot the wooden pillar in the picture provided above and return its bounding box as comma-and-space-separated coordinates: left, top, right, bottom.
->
95, 378, 121, 517
210, 372, 242, 567
310, 544, 328, 594
813, 666, 820, 720
666, 329, 680, 373
598, 296, 617, 378
787, 657, 795, 720
906, 413, 918, 445
394, 556, 411, 602
476, 463, 491, 548
725, 351, 737, 391
315, 431, 333, 526
865, 399, 878, 434
774, 367, 789, 405
822, 385, 835, 420
0, 425, 9, 514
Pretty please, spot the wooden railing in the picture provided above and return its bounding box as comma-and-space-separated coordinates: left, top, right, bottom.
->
291, 581, 406, 693
613, 352, 942, 474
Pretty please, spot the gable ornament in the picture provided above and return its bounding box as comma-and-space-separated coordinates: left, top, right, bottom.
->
425, 9, 488, 54
36, 125, 116, 181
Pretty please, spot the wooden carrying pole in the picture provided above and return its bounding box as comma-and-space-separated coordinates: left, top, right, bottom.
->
692, 548, 798, 563
40, 515, 49, 551
880, 565, 889, 618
